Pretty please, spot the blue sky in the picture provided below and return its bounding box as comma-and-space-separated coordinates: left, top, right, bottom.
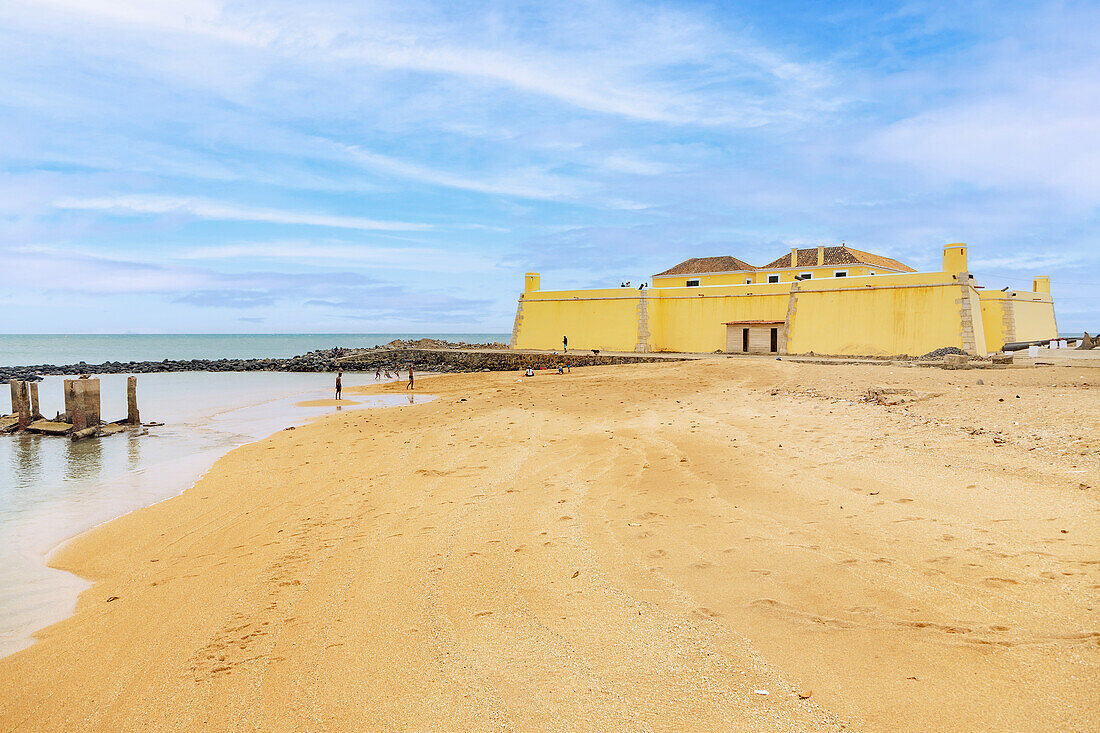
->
1, 0, 1097, 333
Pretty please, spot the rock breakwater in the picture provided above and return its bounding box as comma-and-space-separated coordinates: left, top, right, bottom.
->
2, 343, 682, 383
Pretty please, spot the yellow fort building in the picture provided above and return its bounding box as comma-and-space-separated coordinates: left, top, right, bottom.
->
510, 243, 1057, 357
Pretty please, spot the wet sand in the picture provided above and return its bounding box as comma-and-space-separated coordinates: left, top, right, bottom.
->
0, 359, 1096, 731
295, 398, 361, 407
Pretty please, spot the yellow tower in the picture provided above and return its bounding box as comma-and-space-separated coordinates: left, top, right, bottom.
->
525, 273, 541, 293
942, 243, 968, 273
1033, 276, 1050, 294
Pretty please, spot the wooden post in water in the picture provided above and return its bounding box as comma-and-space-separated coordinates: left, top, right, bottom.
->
127, 376, 140, 425
29, 381, 41, 420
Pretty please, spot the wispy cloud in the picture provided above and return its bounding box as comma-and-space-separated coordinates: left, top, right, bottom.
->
53, 195, 435, 231
337, 144, 584, 201
16, 0, 833, 126
175, 241, 502, 272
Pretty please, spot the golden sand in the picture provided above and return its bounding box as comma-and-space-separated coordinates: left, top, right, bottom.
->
1, 359, 1096, 731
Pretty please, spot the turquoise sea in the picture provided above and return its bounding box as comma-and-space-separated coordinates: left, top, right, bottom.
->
0, 333, 508, 367
0, 334, 476, 658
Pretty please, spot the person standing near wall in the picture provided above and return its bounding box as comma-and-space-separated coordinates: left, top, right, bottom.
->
563, 335, 568, 353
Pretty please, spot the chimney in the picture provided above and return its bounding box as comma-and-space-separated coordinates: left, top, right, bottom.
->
817, 245, 824, 266
1033, 276, 1050, 294
790, 248, 798, 267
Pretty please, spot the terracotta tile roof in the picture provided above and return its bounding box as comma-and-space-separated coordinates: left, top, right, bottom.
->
654, 256, 757, 276
761, 246, 915, 272
723, 320, 784, 324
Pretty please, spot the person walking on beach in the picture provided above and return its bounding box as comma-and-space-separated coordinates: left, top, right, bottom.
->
406, 367, 414, 390
375, 368, 381, 380
335, 372, 343, 400
563, 335, 568, 353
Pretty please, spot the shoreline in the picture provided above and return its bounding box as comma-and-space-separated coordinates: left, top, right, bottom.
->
0, 360, 1095, 731
0, 372, 434, 658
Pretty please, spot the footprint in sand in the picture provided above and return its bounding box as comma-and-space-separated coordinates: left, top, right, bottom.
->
691, 560, 715, 570
473, 611, 493, 618
647, 549, 667, 559
675, 497, 694, 504
984, 577, 1019, 586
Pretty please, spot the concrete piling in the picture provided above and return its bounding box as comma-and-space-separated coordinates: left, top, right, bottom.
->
127, 376, 140, 425
17, 381, 31, 430
64, 377, 101, 431
9, 380, 31, 430
64, 380, 84, 430
5, 375, 141, 439
29, 382, 41, 420
9, 380, 20, 419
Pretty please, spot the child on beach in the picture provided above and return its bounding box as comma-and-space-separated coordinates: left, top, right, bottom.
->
335, 372, 342, 400
406, 368, 414, 390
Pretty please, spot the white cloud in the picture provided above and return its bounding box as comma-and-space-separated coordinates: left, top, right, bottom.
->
175, 241, 501, 271
53, 195, 435, 231
865, 95, 1100, 201
970, 253, 1079, 271
861, 4, 1100, 204
7, 0, 834, 127
601, 155, 669, 176
337, 144, 583, 201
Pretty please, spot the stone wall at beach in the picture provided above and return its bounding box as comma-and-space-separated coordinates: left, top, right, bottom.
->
1, 347, 681, 383
336, 348, 679, 373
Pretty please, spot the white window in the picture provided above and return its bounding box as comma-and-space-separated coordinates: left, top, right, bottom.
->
798, 272, 813, 280
686, 278, 700, 287
834, 270, 848, 277
767, 274, 780, 284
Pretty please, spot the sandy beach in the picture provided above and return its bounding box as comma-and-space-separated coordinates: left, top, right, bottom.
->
0, 358, 1096, 731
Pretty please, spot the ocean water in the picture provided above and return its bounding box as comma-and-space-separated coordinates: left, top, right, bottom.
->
0, 333, 508, 367
0, 369, 435, 657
